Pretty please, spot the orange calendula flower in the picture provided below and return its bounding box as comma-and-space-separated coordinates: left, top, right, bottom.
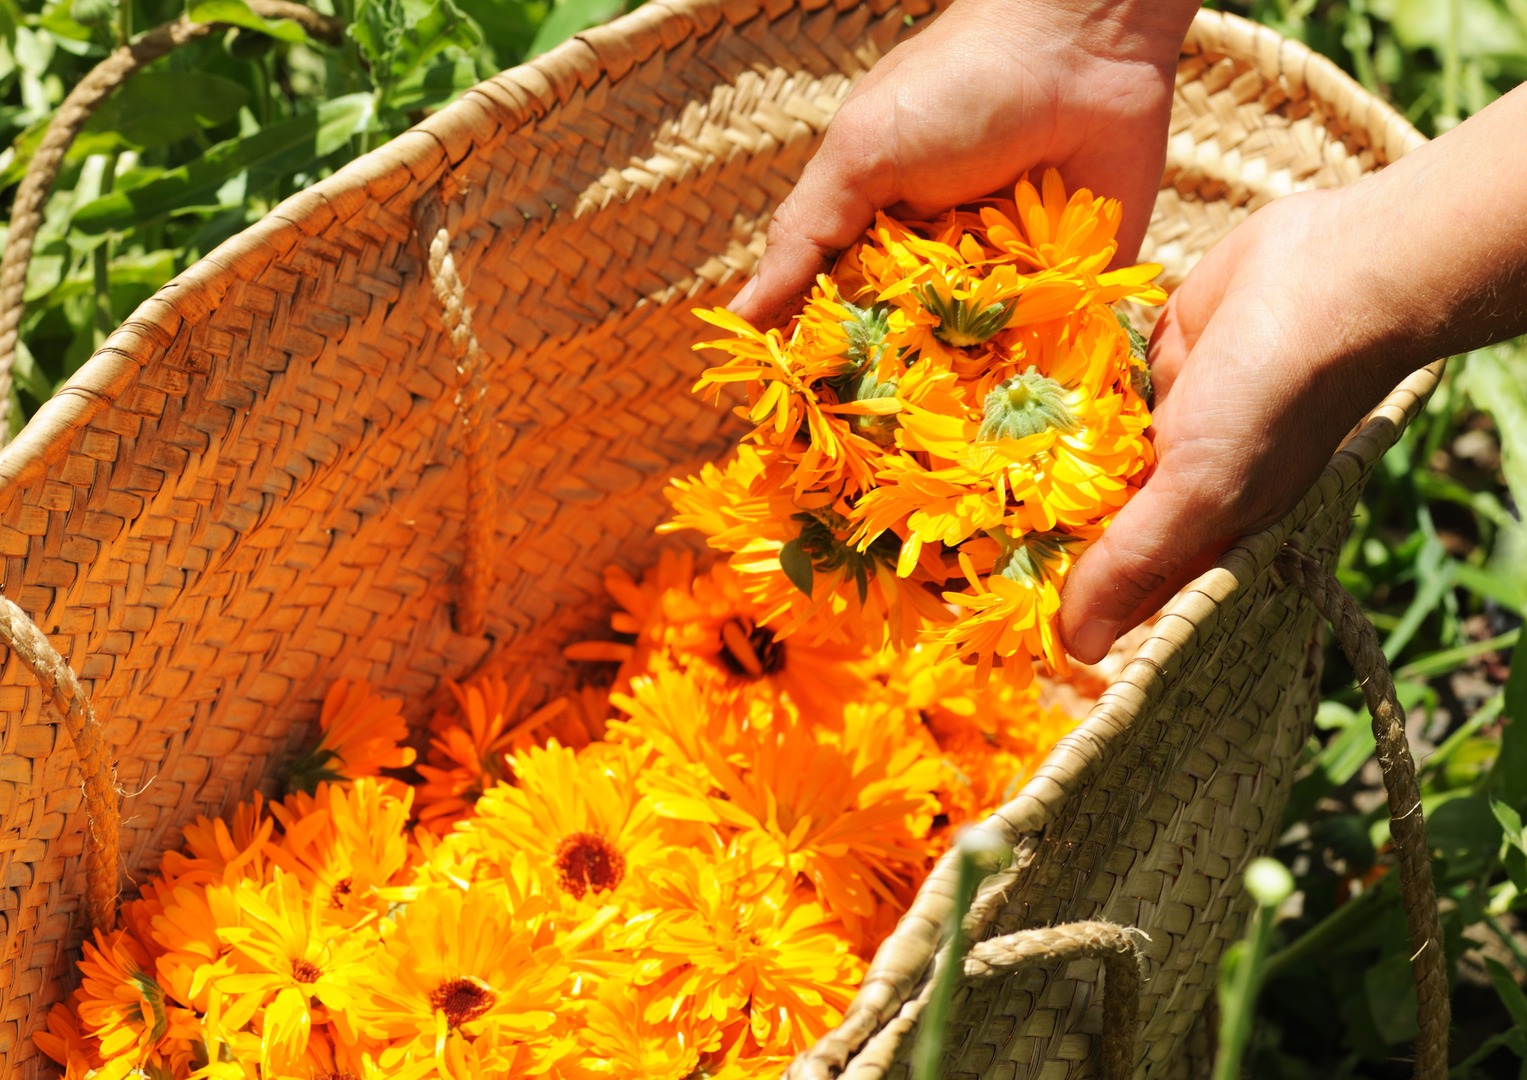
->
158, 793, 274, 887
415, 674, 568, 829
34, 1001, 103, 1077
681, 171, 1160, 682
934, 531, 1093, 688
286, 679, 416, 795
74, 928, 197, 1066
637, 697, 940, 931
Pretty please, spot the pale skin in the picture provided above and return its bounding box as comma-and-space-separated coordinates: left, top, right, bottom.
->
728, 0, 1527, 664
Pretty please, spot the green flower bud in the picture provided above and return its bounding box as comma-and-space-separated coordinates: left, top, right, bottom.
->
978, 368, 1079, 443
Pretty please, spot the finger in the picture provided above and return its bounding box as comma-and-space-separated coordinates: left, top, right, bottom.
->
1059, 124, 1169, 269
1057, 447, 1237, 664
728, 106, 897, 329
1146, 300, 1189, 400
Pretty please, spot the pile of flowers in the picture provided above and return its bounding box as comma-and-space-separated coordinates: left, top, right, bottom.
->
675, 169, 1164, 686
39, 172, 1160, 1079
39, 550, 1080, 1080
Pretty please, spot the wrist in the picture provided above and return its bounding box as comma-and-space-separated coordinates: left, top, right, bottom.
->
951, 0, 1198, 70
1082, 0, 1203, 67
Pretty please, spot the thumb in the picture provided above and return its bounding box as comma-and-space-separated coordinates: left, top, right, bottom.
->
728, 107, 895, 329
1058, 457, 1236, 664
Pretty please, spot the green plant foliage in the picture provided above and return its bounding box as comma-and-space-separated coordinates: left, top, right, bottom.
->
0, 0, 644, 427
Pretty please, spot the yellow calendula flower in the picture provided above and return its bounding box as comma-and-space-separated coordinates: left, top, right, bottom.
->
682, 170, 1161, 681
979, 169, 1168, 306
620, 835, 865, 1055
266, 777, 417, 924
573, 979, 724, 1079
211, 871, 376, 1074
691, 307, 885, 498
452, 739, 701, 913
665, 446, 949, 648
354, 877, 576, 1077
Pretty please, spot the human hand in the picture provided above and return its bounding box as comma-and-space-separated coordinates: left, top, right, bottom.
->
728, 0, 1202, 328
1056, 188, 1418, 662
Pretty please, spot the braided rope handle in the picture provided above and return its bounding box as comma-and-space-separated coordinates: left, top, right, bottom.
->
962, 920, 1143, 1080
416, 200, 496, 636
0, 596, 118, 932
1275, 546, 1450, 1079
0, 1, 344, 447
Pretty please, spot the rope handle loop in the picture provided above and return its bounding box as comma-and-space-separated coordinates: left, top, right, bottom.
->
414, 198, 496, 637
962, 920, 1143, 1080
0, 1, 344, 447
0, 596, 119, 933
1273, 545, 1450, 1079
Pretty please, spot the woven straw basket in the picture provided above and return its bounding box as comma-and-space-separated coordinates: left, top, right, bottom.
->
0, 2, 1441, 1076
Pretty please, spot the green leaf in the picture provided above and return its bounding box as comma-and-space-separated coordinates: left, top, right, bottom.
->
1505, 648, 1527, 810
70, 94, 373, 234
453, 0, 547, 64
188, 0, 311, 43
1382, 533, 1454, 660
349, 0, 403, 76
386, 54, 481, 113
1487, 957, 1527, 1029
778, 539, 814, 598
401, 0, 482, 80
1285, 707, 1376, 826
352, 0, 482, 99
1364, 950, 1420, 1046
1462, 343, 1527, 543
1494, 798, 1527, 849
1, 73, 249, 190
0, 0, 19, 43
1425, 793, 1502, 878
528, 0, 624, 57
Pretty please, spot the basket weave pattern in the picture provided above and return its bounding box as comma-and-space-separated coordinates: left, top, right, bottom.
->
0, 3, 1430, 1076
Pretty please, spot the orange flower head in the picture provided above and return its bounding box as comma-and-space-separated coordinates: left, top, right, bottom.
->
286, 679, 416, 796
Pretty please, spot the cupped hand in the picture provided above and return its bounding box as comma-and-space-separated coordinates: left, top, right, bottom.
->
728, 0, 1196, 328
1058, 187, 1419, 662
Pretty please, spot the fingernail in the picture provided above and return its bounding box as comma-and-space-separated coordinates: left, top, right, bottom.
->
727, 276, 759, 314
1073, 620, 1117, 665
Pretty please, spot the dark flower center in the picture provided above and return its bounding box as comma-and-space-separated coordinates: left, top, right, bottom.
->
429, 977, 496, 1028
290, 958, 324, 985
329, 877, 354, 908
554, 831, 626, 899
718, 619, 786, 679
